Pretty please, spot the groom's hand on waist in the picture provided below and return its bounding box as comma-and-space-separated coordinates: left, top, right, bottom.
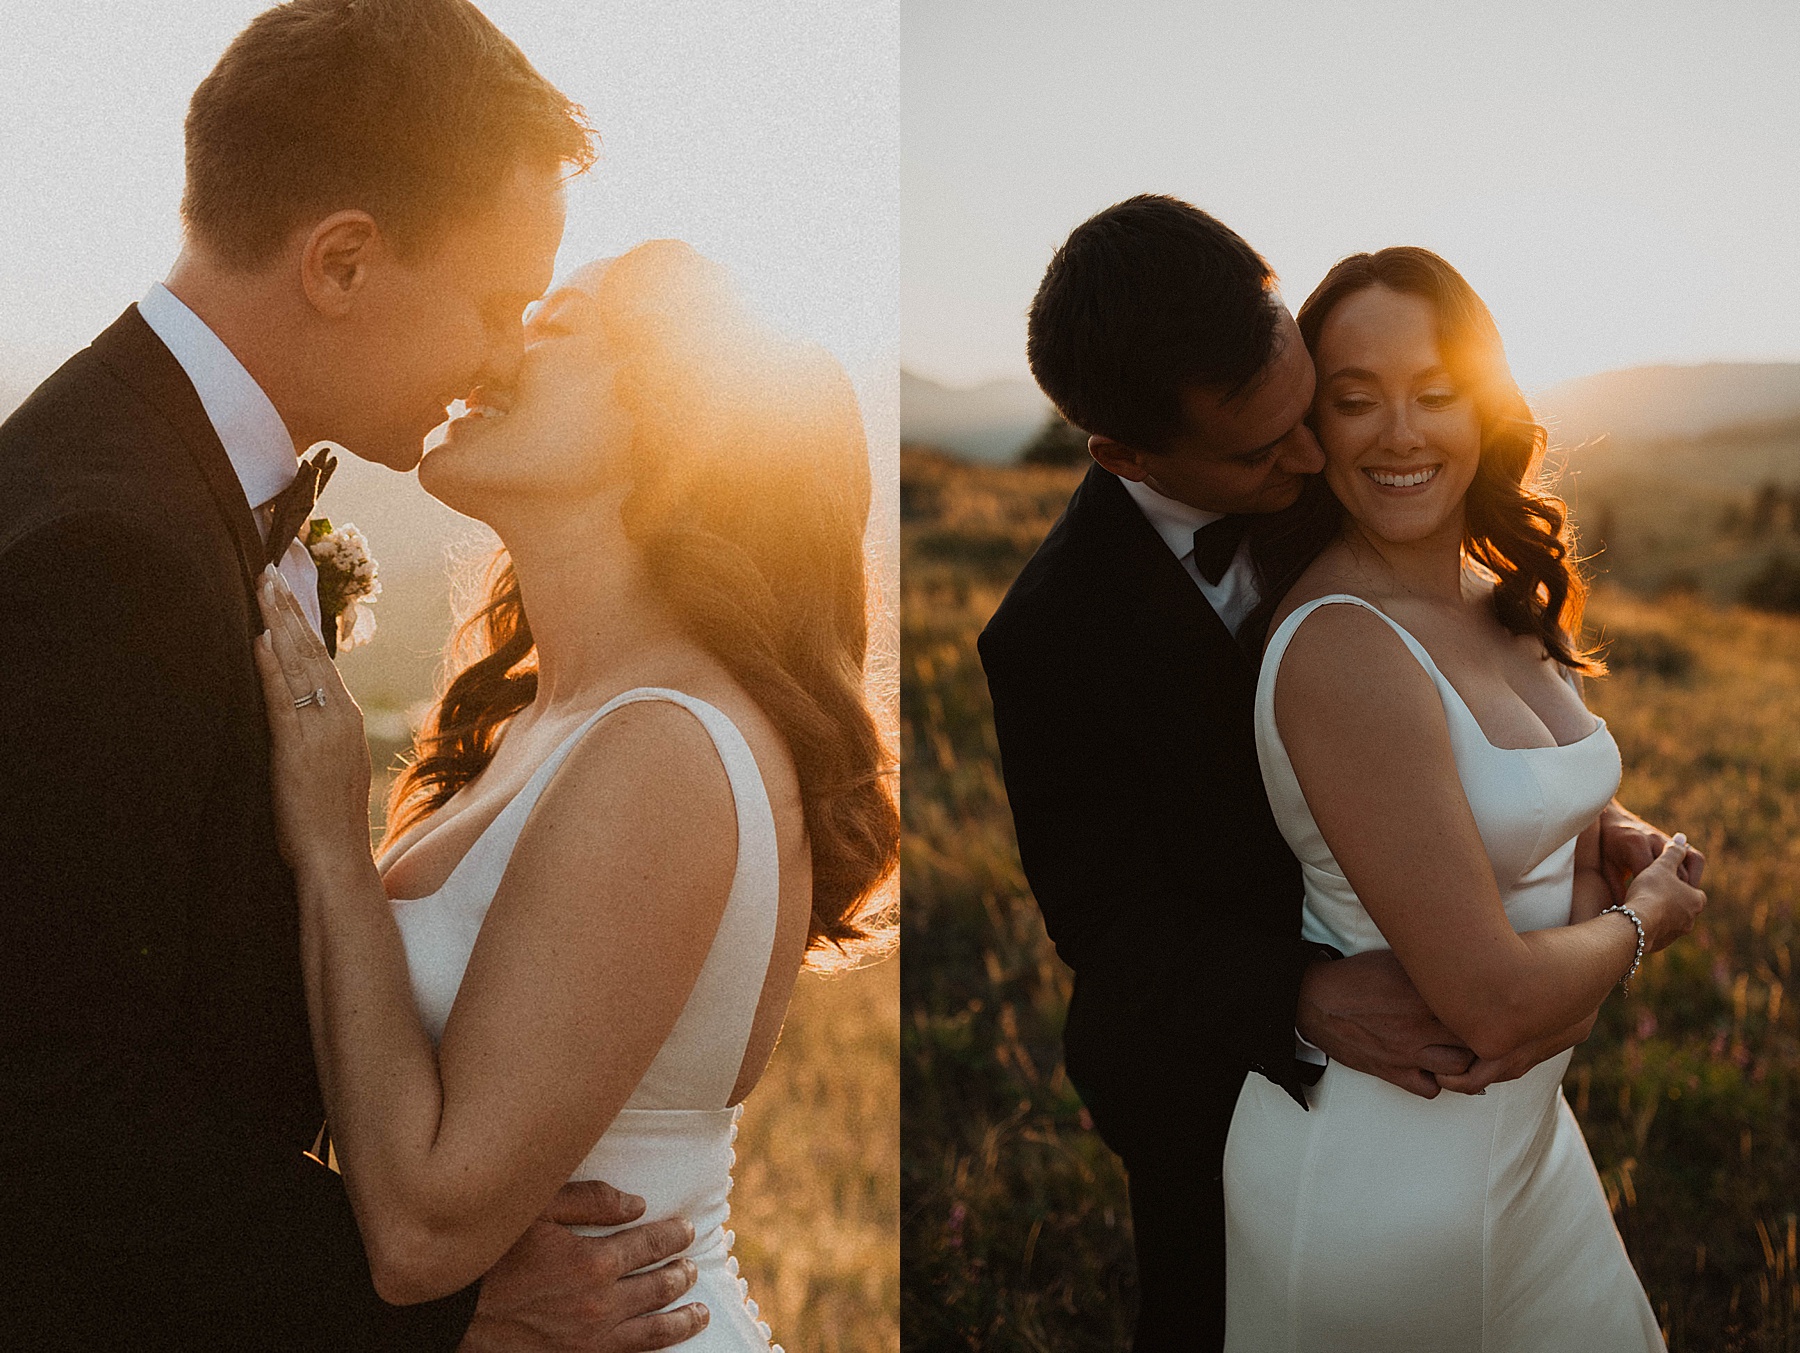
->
1296, 950, 1475, 1099
458, 1179, 707, 1353
1435, 1012, 1600, 1096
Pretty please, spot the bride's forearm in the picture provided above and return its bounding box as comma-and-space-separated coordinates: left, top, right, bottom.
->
1446, 914, 1635, 1060
1570, 821, 1609, 924
292, 856, 504, 1303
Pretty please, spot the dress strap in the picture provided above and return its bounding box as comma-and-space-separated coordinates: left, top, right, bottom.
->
422, 686, 678, 896
1261, 594, 1439, 684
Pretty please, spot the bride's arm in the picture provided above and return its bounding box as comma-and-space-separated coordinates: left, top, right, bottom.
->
1432, 823, 1607, 1093
256, 575, 738, 1305
1570, 819, 1610, 924
1274, 605, 1700, 1061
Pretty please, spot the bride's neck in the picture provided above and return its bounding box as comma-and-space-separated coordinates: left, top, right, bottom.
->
1338, 512, 1468, 604
500, 506, 686, 712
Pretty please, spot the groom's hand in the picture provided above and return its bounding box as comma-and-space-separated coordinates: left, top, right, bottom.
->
1296, 950, 1474, 1099
458, 1179, 707, 1353
1435, 1012, 1598, 1096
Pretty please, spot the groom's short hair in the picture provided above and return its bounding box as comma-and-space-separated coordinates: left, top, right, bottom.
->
182, 0, 594, 271
1027, 195, 1280, 452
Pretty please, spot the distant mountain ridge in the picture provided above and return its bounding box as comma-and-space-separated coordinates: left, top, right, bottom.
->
1537, 363, 1800, 446
900, 370, 1047, 462
902, 362, 1800, 463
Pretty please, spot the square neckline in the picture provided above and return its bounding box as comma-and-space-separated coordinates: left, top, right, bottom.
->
1279, 593, 1606, 754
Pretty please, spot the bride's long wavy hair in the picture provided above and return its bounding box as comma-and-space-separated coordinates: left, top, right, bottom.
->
1246, 246, 1602, 674
386, 240, 898, 965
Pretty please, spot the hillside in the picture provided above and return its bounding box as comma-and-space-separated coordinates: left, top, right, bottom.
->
900, 360, 1800, 470
900, 369, 1047, 462
902, 448, 1800, 1351
1541, 363, 1800, 446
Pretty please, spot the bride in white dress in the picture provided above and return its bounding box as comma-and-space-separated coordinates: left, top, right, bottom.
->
252, 239, 897, 1348
1222, 247, 1704, 1351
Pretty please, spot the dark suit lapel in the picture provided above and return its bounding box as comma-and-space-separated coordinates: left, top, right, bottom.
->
1067, 465, 1255, 687
89, 306, 265, 610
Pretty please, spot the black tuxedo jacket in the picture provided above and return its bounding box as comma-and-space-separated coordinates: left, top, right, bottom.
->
0, 308, 477, 1350
978, 464, 1318, 1170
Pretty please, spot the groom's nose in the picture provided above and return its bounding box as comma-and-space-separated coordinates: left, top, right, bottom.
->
473, 326, 529, 400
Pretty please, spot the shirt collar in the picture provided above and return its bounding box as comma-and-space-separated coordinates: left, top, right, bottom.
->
138, 281, 298, 511
1115, 473, 1224, 560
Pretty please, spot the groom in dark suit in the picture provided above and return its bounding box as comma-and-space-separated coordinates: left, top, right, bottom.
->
0, 3, 700, 1349
979, 195, 1685, 1350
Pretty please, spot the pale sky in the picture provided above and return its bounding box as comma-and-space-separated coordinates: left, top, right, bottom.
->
903, 0, 1800, 396
0, 0, 896, 455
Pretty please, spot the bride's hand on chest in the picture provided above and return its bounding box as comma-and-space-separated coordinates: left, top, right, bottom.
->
252, 565, 372, 876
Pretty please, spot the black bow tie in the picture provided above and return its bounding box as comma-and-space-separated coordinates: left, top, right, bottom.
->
263, 447, 338, 569
1192, 514, 1250, 585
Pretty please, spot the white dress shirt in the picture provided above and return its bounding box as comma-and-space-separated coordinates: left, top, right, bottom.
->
1115, 471, 1328, 1067
138, 282, 325, 638
1116, 473, 1259, 634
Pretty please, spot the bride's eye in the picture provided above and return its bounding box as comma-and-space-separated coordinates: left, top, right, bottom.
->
1418, 388, 1459, 410
1333, 394, 1377, 415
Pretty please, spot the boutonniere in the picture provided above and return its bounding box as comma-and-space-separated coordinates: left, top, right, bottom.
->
306, 518, 381, 653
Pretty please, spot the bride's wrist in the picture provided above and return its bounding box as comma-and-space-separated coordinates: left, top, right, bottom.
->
1599, 903, 1649, 988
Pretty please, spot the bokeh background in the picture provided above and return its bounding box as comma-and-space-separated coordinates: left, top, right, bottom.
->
0, 3, 897, 1347
902, 3, 1800, 1349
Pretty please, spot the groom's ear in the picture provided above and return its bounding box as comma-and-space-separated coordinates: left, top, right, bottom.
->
299, 211, 382, 318
1086, 434, 1150, 482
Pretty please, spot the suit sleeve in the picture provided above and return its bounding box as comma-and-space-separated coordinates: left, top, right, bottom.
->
0, 513, 477, 1350
979, 613, 1317, 1092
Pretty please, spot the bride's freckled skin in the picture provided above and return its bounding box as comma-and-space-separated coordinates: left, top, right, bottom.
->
1309, 285, 1483, 555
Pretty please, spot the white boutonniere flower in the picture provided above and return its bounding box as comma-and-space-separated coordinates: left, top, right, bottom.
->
306, 518, 381, 652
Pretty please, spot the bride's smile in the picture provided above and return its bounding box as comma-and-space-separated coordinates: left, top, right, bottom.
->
1362, 463, 1440, 490
1311, 283, 1482, 551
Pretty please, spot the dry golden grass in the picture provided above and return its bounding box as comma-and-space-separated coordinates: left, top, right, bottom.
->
902, 447, 1800, 1352
734, 961, 901, 1352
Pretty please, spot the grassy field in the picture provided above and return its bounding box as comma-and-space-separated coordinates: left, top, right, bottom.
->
900, 447, 1800, 1352
734, 960, 901, 1351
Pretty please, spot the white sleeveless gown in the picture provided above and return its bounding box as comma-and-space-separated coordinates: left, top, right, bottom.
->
1224, 596, 1662, 1351
389, 687, 784, 1352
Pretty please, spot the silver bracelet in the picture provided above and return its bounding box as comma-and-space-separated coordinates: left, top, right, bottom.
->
1600, 903, 1647, 992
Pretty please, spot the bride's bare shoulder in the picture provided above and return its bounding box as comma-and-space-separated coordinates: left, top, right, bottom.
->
1264, 544, 1370, 640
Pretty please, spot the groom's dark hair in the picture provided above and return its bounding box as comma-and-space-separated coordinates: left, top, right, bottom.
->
1027, 195, 1280, 452
182, 0, 594, 271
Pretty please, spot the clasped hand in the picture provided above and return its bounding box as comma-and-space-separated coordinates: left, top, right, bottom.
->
1301, 810, 1708, 1100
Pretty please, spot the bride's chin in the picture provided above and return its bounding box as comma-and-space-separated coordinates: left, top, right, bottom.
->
1354, 510, 1459, 548
417, 448, 492, 517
